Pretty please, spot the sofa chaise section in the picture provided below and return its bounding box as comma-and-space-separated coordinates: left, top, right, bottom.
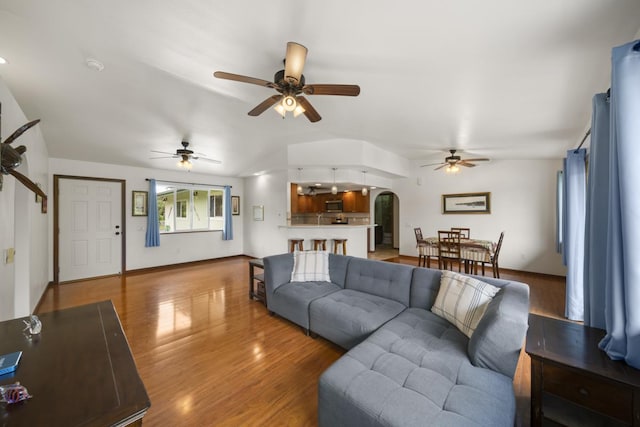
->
309, 258, 414, 349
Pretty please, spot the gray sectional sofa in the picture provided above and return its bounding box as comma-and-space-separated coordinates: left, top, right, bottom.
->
263, 252, 530, 427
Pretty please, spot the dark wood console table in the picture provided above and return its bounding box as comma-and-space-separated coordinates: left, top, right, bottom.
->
526, 313, 640, 426
249, 258, 266, 305
0, 301, 150, 426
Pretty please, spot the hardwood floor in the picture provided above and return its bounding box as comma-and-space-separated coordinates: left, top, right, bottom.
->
36, 255, 565, 426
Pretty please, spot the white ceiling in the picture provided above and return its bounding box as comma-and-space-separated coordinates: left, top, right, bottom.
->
1, 1, 639, 177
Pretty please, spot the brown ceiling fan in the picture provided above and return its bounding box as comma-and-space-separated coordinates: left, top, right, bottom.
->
420, 149, 490, 171
0, 109, 47, 199
214, 42, 360, 122
150, 141, 221, 169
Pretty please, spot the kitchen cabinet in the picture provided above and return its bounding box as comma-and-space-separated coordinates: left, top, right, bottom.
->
290, 185, 370, 214
342, 191, 356, 212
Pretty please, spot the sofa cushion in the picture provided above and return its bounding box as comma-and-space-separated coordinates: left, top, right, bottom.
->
345, 258, 413, 306
409, 267, 442, 309
310, 289, 406, 349
291, 250, 330, 282
431, 271, 500, 338
270, 281, 341, 330
318, 308, 516, 427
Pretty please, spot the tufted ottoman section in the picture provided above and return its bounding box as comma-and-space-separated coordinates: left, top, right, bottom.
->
318, 308, 516, 427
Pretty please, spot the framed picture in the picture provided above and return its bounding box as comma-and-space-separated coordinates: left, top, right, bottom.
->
442, 192, 491, 214
231, 196, 240, 215
253, 205, 264, 221
132, 191, 148, 216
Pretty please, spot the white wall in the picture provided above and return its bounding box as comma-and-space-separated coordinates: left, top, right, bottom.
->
243, 171, 289, 258
395, 159, 566, 276
48, 158, 244, 272
0, 78, 49, 321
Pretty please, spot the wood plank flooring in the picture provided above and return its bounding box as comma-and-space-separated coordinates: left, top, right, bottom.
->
36, 255, 565, 427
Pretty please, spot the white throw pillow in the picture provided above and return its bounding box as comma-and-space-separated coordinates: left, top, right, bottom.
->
291, 251, 331, 282
431, 270, 500, 338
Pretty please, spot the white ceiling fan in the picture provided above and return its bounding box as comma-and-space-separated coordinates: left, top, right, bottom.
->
150, 141, 221, 169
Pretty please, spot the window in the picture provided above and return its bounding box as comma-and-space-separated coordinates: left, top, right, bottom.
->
156, 182, 225, 233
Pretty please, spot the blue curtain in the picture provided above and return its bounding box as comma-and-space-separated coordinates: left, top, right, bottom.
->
583, 93, 610, 329
145, 179, 160, 247
599, 40, 640, 368
222, 185, 233, 240
563, 148, 586, 321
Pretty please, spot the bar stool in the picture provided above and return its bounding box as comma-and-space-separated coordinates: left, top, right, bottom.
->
289, 238, 304, 252
312, 239, 327, 251
332, 238, 347, 255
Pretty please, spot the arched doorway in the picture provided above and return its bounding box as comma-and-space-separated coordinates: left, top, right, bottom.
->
373, 192, 399, 260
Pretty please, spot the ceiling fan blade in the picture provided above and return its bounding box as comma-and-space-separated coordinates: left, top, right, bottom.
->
458, 162, 476, 167
434, 164, 449, 171
420, 162, 445, 168
150, 150, 176, 155
248, 95, 283, 116
461, 158, 490, 162
9, 169, 47, 198
296, 96, 321, 123
3, 119, 41, 145
197, 157, 222, 165
284, 42, 308, 85
214, 71, 278, 89
302, 84, 360, 96
149, 156, 176, 159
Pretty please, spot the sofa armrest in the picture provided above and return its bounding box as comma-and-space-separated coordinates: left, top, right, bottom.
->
468, 280, 530, 379
263, 253, 294, 299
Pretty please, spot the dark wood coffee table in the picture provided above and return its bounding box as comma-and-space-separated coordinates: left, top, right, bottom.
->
0, 301, 150, 426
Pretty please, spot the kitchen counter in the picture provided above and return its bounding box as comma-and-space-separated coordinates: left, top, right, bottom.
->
278, 225, 374, 258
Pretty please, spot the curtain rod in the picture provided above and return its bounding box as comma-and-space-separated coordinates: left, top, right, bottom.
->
574, 129, 591, 153
573, 88, 611, 153
146, 178, 231, 188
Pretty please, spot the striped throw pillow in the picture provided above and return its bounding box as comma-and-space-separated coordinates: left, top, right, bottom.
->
291, 251, 331, 282
431, 270, 500, 338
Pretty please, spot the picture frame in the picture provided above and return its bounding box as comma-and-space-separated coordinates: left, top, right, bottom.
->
442, 192, 491, 214
132, 190, 148, 216
253, 205, 264, 221
231, 196, 240, 215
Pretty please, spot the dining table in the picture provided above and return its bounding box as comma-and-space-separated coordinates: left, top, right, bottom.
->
420, 236, 495, 273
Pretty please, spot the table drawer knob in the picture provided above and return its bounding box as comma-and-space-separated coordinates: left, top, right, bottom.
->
579, 387, 589, 397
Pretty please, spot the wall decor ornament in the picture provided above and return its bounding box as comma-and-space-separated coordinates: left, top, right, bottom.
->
442, 192, 491, 214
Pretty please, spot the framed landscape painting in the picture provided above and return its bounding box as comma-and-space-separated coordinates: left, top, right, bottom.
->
442, 192, 491, 214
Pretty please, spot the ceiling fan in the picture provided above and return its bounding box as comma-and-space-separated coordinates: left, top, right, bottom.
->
0, 113, 47, 200
150, 141, 221, 169
420, 149, 490, 171
214, 42, 360, 122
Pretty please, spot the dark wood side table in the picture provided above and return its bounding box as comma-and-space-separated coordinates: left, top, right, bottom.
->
0, 300, 150, 426
526, 313, 640, 426
249, 258, 266, 305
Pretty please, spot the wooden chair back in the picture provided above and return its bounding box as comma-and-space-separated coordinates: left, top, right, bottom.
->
492, 231, 505, 261
451, 227, 470, 239
438, 230, 461, 271
414, 227, 424, 243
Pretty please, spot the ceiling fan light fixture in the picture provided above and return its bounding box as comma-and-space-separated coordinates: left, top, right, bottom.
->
282, 95, 297, 112
274, 103, 286, 117
445, 164, 460, 174
293, 104, 305, 117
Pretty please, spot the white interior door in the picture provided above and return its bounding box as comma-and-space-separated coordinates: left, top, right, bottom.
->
59, 179, 122, 282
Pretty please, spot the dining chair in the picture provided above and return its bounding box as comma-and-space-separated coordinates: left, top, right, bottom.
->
414, 227, 430, 267
477, 231, 505, 278
451, 227, 470, 239
437, 230, 462, 272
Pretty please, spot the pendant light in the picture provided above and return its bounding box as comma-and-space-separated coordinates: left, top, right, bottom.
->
331, 168, 338, 195
361, 171, 368, 196
296, 168, 304, 195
